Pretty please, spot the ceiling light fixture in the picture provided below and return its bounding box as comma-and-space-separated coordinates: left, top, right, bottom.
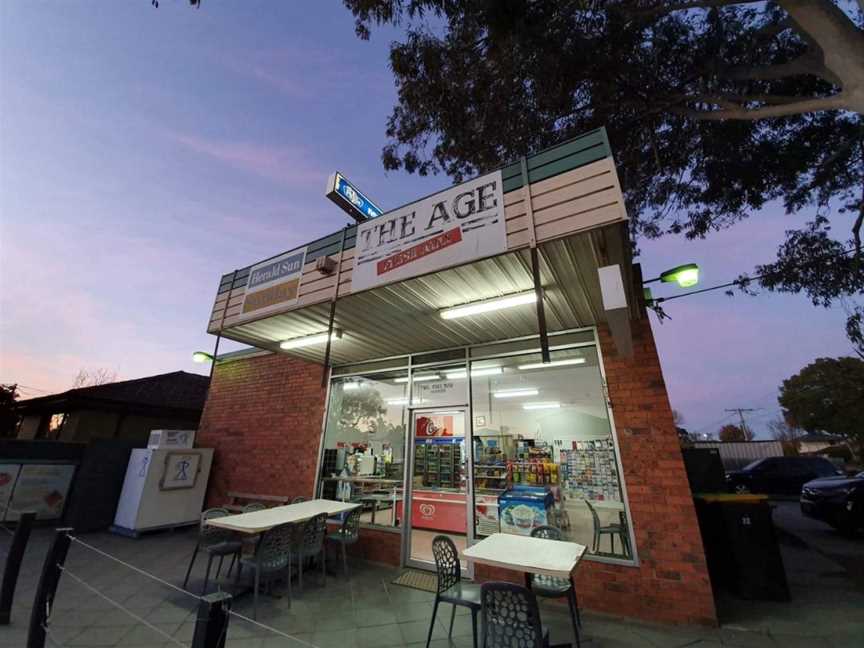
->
522, 402, 561, 410
394, 373, 441, 383
445, 367, 503, 380
279, 329, 343, 350
518, 358, 586, 371
439, 291, 536, 320
493, 388, 539, 399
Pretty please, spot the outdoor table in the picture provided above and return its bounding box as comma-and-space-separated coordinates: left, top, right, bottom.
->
462, 533, 587, 647
206, 498, 361, 534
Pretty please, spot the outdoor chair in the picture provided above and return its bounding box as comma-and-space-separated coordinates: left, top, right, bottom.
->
292, 512, 327, 593
291, 496, 308, 504
481, 582, 549, 648
529, 525, 582, 648
326, 506, 361, 576
242, 502, 268, 512
425, 535, 480, 648
585, 501, 631, 557
182, 508, 243, 595
233, 522, 294, 619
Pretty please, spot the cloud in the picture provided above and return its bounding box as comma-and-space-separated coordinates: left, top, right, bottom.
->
168, 131, 327, 187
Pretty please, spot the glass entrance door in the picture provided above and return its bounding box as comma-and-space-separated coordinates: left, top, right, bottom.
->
405, 408, 471, 571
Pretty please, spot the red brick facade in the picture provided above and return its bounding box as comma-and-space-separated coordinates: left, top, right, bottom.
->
197, 353, 327, 505
197, 319, 717, 626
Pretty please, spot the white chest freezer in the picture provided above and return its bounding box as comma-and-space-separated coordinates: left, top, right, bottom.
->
111, 448, 213, 536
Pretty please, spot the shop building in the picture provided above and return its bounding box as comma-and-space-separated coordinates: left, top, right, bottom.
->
197, 128, 717, 625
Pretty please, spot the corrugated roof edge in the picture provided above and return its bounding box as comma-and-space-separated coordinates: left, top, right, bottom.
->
214, 347, 274, 363
216, 126, 612, 292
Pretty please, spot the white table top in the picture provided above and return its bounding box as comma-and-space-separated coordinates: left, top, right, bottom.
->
462, 533, 587, 579
207, 498, 360, 534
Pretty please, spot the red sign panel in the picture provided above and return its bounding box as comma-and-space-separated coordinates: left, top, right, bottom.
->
377, 227, 463, 276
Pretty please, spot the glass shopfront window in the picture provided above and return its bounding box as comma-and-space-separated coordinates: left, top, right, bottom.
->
470, 346, 634, 561
318, 368, 409, 528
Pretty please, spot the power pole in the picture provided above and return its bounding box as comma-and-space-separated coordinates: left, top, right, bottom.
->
725, 408, 758, 439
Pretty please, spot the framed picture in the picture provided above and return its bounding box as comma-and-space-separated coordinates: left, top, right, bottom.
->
160, 452, 201, 490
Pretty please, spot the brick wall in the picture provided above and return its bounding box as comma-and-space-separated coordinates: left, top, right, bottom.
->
475, 320, 717, 625
197, 353, 327, 506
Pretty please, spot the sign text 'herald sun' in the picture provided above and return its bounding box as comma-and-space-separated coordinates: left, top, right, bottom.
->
241, 247, 307, 316
352, 170, 506, 291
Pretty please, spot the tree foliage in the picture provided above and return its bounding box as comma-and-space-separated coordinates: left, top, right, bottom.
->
342, 0, 864, 352
71, 368, 117, 389
0, 384, 19, 438
778, 356, 864, 453
719, 423, 754, 441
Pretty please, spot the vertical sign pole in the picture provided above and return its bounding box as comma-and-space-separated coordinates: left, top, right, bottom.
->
520, 157, 550, 363
321, 227, 349, 388
0, 511, 35, 625
27, 528, 73, 648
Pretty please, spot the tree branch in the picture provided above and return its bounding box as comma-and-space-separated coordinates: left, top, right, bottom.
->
725, 52, 838, 85
673, 92, 846, 119
625, 0, 764, 18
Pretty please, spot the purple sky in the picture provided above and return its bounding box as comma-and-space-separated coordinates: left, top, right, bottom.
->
0, 2, 855, 437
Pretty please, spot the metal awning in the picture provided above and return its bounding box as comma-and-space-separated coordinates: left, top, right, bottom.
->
218, 223, 637, 366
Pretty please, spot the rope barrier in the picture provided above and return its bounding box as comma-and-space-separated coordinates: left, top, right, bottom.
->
226, 609, 320, 648
57, 564, 189, 648
67, 534, 202, 602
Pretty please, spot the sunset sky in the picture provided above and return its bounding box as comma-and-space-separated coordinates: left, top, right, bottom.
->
0, 2, 855, 438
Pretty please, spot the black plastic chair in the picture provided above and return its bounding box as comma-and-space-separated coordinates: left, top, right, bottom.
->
242, 502, 268, 512
233, 522, 294, 619
291, 496, 308, 504
327, 506, 361, 576
426, 535, 480, 648
481, 581, 549, 648
585, 501, 631, 557
292, 513, 327, 593
182, 508, 242, 594
529, 525, 582, 648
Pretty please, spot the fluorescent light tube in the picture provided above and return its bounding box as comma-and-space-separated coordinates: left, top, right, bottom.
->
522, 402, 561, 410
445, 367, 503, 380
343, 381, 362, 391
440, 291, 536, 320
386, 398, 409, 406
280, 329, 343, 350
517, 358, 586, 370
394, 373, 440, 383
493, 388, 539, 399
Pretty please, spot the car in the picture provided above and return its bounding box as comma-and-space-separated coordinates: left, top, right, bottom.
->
801, 471, 864, 534
725, 456, 842, 496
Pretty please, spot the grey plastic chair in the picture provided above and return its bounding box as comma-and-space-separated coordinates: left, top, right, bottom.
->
242, 502, 268, 512
481, 582, 549, 648
292, 513, 327, 593
327, 506, 361, 577
425, 535, 480, 648
530, 525, 581, 647
233, 522, 294, 619
291, 496, 308, 504
183, 508, 242, 594
585, 501, 630, 557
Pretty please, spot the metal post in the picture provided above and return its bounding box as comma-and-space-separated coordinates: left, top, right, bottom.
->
191, 591, 232, 648
27, 528, 72, 648
530, 246, 551, 363
321, 226, 349, 387
0, 511, 35, 625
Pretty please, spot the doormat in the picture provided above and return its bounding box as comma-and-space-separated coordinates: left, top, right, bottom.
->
392, 569, 437, 593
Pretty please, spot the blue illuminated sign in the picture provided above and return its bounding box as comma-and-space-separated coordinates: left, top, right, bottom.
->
326, 172, 383, 223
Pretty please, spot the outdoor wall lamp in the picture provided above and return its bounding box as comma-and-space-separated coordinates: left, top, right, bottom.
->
192, 351, 214, 364
643, 263, 700, 288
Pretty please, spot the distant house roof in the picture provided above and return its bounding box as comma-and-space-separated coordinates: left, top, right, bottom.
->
797, 432, 841, 444
15, 371, 210, 417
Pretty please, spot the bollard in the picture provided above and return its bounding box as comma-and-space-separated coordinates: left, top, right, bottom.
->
26, 528, 72, 648
191, 590, 232, 648
0, 511, 36, 625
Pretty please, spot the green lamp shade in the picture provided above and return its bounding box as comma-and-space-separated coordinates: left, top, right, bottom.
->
192, 351, 213, 363
660, 264, 699, 288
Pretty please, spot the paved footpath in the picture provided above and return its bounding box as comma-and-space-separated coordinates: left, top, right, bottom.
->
1, 523, 862, 647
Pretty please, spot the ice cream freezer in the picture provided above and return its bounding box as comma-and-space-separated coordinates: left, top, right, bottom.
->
396, 489, 504, 534
111, 448, 213, 537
